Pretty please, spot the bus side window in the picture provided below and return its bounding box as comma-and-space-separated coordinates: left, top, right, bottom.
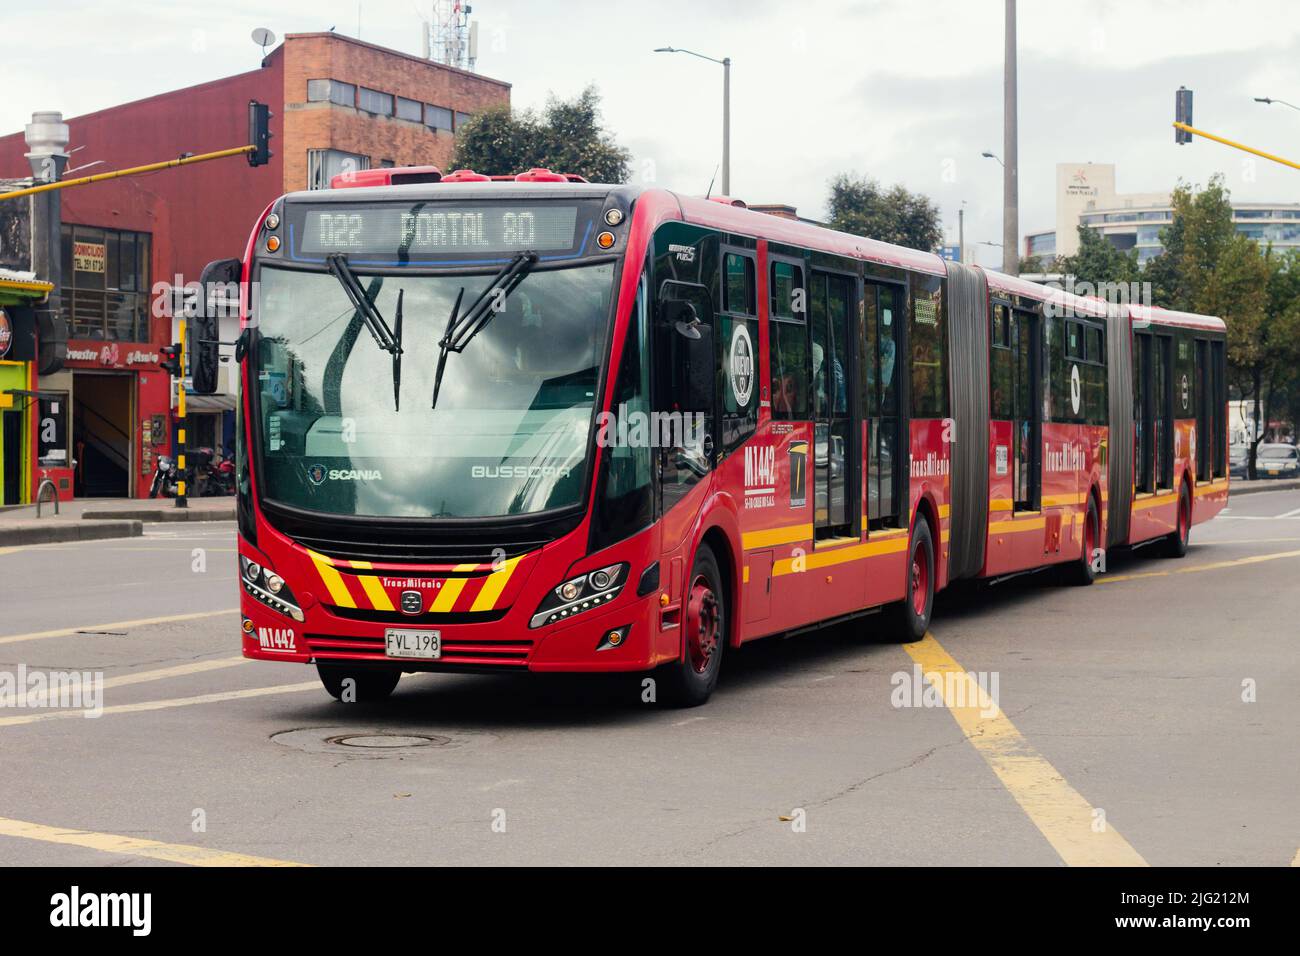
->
768, 260, 808, 421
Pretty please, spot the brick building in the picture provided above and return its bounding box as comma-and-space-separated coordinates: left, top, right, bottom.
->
0, 33, 509, 500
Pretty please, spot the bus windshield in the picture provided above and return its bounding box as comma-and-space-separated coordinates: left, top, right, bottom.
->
252, 260, 614, 519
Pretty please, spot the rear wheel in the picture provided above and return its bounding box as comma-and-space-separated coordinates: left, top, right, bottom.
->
1163, 484, 1192, 558
884, 519, 934, 642
657, 544, 725, 708
1068, 497, 1101, 586
317, 663, 401, 702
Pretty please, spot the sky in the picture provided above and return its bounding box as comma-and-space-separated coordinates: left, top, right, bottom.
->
5, 0, 1300, 268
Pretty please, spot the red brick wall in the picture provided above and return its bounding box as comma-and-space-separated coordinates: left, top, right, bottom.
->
280, 33, 511, 192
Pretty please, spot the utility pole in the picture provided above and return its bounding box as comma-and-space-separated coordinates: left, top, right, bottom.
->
1003, 0, 1019, 276
958, 202, 966, 264
722, 57, 731, 196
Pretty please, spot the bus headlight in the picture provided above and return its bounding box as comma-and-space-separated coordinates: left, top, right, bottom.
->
531, 563, 628, 629
240, 556, 303, 622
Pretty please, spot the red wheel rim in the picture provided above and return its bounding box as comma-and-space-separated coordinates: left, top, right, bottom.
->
1085, 507, 1095, 567
1179, 494, 1190, 541
686, 575, 720, 674
910, 541, 929, 618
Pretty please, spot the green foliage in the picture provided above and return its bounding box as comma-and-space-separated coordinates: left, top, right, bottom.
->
1058, 224, 1139, 288
450, 86, 631, 183
826, 174, 943, 252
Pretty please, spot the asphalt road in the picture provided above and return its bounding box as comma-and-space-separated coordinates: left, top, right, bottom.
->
0, 491, 1296, 866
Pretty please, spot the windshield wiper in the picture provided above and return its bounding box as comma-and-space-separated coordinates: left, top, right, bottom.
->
326, 253, 404, 409
431, 251, 538, 410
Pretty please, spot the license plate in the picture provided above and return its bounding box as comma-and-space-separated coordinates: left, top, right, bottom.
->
384, 628, 441, 659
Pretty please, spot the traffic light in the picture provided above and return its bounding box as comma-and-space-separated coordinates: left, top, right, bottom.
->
1175, 87, 1194, 144
248, 101, 273, 167
159, 343, 183, 378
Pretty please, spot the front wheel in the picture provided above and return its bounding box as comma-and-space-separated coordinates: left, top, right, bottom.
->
317, 663, 401, 702
884, 520, 935, 642
656, 543, 725, 708
1068, 498, 1101, 586
1163, 485, 1191, 558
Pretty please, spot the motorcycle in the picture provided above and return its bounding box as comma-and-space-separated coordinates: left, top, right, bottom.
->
148, 455, 178, 499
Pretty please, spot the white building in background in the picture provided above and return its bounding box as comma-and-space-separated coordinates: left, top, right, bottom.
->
1024, 162, 1300, 265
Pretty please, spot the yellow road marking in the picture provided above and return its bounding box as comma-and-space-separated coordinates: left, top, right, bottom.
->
0, 609, 239, 647
905, 633, 1147, 867
1099, 548, 1300, 586
0, 680, 319, 727
1292, 847, 1299, 866
0, 815, 307, 867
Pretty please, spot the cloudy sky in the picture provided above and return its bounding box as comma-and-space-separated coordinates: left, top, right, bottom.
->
5, 0, 1300, 267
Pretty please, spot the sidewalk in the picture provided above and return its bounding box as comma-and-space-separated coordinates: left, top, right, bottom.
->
0, 496, 235, 547
1229, 477, 1300, 496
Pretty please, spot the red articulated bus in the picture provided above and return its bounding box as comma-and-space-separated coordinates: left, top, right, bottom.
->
193, 167, 1228, 706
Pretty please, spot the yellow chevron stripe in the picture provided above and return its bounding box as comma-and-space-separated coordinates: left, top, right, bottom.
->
431, 577, 468, 613
471, 556, 522, 611
349, 561, 395, 612
307, 550, 355, 608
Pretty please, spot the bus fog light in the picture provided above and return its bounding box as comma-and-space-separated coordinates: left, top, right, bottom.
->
597, 626, 628, 651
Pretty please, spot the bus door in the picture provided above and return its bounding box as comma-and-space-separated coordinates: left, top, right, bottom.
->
1013, 307, 1040, 510
1195, 338, 1211, 482
809, 269, 855, 540
654, 278, 716, 523
1135, 332, 1154, 493
863, 280, 905, 530
1155, 334, 1174, 489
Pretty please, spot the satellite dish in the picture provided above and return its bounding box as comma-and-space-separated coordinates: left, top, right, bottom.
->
251, 27, 276, 53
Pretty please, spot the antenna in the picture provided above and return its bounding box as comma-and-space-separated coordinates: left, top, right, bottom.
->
425, 0, 479, 70
251, 27, 276, 58
705, 164, 719, 199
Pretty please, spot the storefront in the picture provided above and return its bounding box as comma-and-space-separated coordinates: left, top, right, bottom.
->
0, 273, 53, 506
40, 223, 171, 498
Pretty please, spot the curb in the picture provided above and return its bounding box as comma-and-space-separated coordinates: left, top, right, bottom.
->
0, 520, 143, 546
81, 509, 236, 523
1228, 479, 1300, 497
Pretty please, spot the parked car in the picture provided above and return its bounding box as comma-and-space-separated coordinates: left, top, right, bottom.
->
1229, 445, 1250, 479
1255, 443, 1300, 478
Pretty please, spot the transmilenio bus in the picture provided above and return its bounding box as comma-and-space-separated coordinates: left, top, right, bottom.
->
190, 166, 1229, 707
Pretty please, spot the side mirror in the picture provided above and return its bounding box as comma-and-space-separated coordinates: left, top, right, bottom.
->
192, 258, 242, 395
664, 300, 704, 340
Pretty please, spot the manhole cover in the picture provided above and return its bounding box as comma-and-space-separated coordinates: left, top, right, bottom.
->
326, 733, 449, 749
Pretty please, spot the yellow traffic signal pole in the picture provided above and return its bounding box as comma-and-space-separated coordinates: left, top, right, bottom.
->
176, 319, 187, 509
0, 145, 256, 203
1172, 121, 1300, 172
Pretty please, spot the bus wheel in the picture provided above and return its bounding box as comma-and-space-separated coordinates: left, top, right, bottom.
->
316, 663, 401, 702
1069, 498, 1100, 586
1163, 485, 1192, 559
886, 520, 934, 643
658, 544, 725, 708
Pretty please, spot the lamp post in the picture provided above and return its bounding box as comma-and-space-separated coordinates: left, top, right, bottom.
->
1002, 0, 1019, 276
1254, 96, 1300, 113
655, 46, 731, 195
981, 150, 1004, 167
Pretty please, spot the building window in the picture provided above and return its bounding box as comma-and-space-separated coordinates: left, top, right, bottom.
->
60, 224, 151, 341
425, 104, 453, 131
306, 79, 355, 107
396, 96, 423, 122
358, 87, 394, 116
454, 111, 472, 129
307, 149, 370, 189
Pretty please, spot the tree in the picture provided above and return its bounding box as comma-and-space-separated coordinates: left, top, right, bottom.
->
826, 174, 942, 252
1057, 224, 1139, 289
450, 86, 631, 183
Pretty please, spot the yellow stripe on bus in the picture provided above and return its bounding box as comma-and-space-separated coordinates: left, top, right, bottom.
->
773, 535, 908, 576
988, 516, 1047, 533
349, 560, 395, 612
431, 578, 467, 612
471, 556, 523, 611
742, 523, 813, 550
306, 550, 356, 608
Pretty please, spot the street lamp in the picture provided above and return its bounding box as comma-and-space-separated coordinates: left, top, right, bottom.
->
655, 46, 731, 195
981, 150, 1004, 167
1255, 96, 1300, 113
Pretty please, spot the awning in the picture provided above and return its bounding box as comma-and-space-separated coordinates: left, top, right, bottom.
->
183, 393, 237, 412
